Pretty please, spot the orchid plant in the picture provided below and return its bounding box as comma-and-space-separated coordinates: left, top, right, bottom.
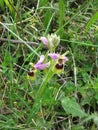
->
27, 33, 69, 121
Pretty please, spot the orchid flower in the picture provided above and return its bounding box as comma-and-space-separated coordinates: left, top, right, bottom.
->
34, 55, 50, 70
48, 53, 68, 74
27, 55, 50, 80
27, 69, 36, 80
40, 37, 48, 45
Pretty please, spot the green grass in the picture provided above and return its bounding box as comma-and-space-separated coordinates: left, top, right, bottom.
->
0, 0, 98, 129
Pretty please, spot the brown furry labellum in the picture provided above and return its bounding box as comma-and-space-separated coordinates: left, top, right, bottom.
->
28, 71, 35, 77
55, 63, 63, 70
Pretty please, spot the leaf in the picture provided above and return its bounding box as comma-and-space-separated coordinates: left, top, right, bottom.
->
57, 0, 66, 37
0, 0, 4, 10
4, 0, 15, 17
86, 12, 98, 30
58, 0, 65, 26
39, 0, 48, 7
93, 115, 98, 126
43, 10, 52, 29
61, 97, 87, 118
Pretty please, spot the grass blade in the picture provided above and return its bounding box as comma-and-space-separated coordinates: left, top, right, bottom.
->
86, 12, 98, 30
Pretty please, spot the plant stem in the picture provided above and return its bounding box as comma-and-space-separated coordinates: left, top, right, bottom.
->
27, 63, 54, 124
37, 69, 54, 98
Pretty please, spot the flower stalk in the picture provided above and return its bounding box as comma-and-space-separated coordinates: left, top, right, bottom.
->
37, 61, 54, 98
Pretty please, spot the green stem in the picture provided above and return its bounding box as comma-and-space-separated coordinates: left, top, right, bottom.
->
27, 63, 54, 124
37, 69, 54, 98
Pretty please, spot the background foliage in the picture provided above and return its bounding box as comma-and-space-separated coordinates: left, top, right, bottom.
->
0, 0, 98, 129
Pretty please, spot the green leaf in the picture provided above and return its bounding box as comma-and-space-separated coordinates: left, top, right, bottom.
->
58, 0, 65, 26
93, 116, 98, 125
57, 0, 66, 37
86, 12, 98, 30
71, 125, 84, 130
0, 0, 4, 10
4, 0, 15, 17
39, 0, 48, 7
43, 10, 52, 29
61, 97, 87, 118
